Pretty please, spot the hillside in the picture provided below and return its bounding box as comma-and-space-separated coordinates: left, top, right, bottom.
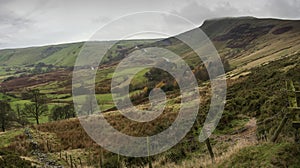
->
194, 17, 300, 74
0, 16, 300, 167
1, 52, 300, 167
1, 17, 299, 91
0, 39, 157, 67
0, 17, 299, 68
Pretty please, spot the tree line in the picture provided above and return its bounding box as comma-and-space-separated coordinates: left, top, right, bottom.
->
0, 89, 76, 132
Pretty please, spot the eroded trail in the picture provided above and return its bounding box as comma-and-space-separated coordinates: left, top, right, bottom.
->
204, 118, 258, 167
214, 118, 258, 143
157, 118, 259, 168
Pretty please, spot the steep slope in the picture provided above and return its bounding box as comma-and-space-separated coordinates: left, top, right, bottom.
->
1, 17, 300, 167
201, 17, 300, 73
0, 40, 155, 67
0, 43, 80, 66
0, 17, 299, 71
143, 17, 300, 76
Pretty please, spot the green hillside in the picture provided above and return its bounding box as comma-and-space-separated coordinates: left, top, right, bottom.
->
201, 17, 300, 70
0, 17, 299, 76
0, 17, 300, 167
0, 40, 156, 67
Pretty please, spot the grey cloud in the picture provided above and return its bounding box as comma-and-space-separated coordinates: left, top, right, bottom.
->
265, 0, 300, 18
0, 7, 32, 26
0, 0, 299, 49
0, 6, 35, 48
165, 1, 241, 27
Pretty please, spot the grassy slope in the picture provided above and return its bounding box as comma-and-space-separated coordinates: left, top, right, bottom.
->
218, 143, 300, 168
2, 53, 300, 167
0, 17, 299, 69
1, 17, 299, 122
0, 39, 156, 67
41, 42, 83, 66
1, 17, 300, 167
198, 17, 300, 72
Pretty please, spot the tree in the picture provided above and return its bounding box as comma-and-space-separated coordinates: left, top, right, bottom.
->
64, 103, 76, 119
0, 100, 15, 132
80, 95, 97, 115
16, 104, 21, 118
24, 89, 48, 124
15, 103, 29, 127
49, 103, 76, 121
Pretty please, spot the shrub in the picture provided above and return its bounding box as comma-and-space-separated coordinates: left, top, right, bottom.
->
0, 154, 32, 168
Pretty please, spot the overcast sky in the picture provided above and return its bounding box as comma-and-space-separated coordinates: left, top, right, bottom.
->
0, 0, 299, 49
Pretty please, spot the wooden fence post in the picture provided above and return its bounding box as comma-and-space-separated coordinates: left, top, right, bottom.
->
78, 157, 82, 167
65, 153, 68, 164
205, 138, 215, 163
99, 148, 104, 168
271, 113, 289, 142
147, 136, 153, 168
70, 155, 73, 168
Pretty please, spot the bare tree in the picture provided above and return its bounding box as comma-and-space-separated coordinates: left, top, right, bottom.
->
0, 100, 15, 132
80, 95, 97, 115
24, 89, 48, 124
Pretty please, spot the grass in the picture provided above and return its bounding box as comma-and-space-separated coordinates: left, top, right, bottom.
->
130, 68, 149, 88
0, 92, 17, 101
0, 39, 156, 67
215, 118, 250, 135
0, 129, 23, 148
26, 112, 51, 124
96, 93, 113, 103
41, 42, 83, 66
37, 81, 66, 94
61, 93, 114, 111
9, 99, 54, 124
0, 17, 300, 167
46, 93, 71, 100
163, 142, 300, 168
96, 93, 114, 111
10, 99, 31, 108
218, 143, 300, 168
95, 67, 115, 82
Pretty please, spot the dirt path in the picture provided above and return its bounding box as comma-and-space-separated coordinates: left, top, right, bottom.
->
205, 118, 258, 167
159, 118, 259, 168
24, 129, 64, 168
213, 118, 258, 143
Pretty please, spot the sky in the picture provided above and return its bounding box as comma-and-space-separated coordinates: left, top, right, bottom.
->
0, 0, 299, 49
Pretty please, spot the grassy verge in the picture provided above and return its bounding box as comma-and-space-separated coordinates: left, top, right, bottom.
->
218, 142, 300, 168
0, 129, 23, 148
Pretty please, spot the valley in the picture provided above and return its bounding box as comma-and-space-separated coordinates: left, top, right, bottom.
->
0, 17, 300, 167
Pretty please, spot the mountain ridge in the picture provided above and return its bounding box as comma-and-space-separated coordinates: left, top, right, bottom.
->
0, 16, 299, 83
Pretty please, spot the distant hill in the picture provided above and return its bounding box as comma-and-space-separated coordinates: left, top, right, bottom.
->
0, 42, 83, 66
0, 40, 156, 67
0, 17, 299, 70
1, 16, 300, 167
201, 17, 300, 72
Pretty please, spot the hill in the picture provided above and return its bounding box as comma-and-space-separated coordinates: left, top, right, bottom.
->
0, 39, 157, 67
0, 17, 299, 68
0, 16, 300, 167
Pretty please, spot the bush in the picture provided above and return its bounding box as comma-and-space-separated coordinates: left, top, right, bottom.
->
221, 53, 300, 139
49, 104, 76, 121
0, 154, 33, 168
